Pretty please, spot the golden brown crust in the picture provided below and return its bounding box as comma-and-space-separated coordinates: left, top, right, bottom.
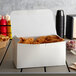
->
18, 35, 64, 44
0, 34, 9, 41
32, 41, 40, 44
36, 36, 46, 43
18, 37, 34, 44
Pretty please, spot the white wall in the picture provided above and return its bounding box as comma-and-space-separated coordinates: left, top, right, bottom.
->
0, 0, 75, 35
0, 0, 76, 15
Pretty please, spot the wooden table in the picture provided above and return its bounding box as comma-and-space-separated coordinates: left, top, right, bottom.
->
0, 40, 76, 73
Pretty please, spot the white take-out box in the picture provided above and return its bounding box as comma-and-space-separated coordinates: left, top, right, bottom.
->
10, 9, 66, 69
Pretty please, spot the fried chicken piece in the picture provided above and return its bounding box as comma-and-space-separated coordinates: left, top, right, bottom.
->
32, 41, 40, 44
23, 38, 34, 44
0, 34, 9, 41
45, 35, 60, 41
19, 37, 26, 41
36, 36, 46, 43
49, 39, 60, 43
58, 38, 64, 41
18, 35, 64, 44
18, 37, 26, 43
43, 40, 51, 43
44, 35, 64, 43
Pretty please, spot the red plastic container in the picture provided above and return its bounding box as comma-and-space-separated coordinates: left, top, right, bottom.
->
0, 16, 7, 36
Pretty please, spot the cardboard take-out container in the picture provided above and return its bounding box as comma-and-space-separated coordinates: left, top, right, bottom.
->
11, 9, 66, 69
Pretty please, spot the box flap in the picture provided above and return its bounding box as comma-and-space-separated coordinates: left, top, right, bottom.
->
11, 9, 56, 37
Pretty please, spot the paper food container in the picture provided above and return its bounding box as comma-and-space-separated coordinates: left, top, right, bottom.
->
0, 40, 9, 48
11, 9, 66, 69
